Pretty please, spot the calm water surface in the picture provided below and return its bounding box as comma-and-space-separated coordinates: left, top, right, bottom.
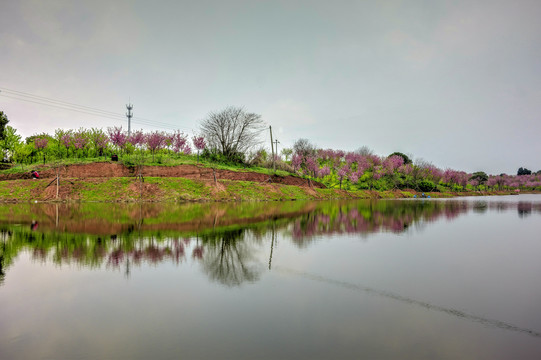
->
1, 196, 541, 359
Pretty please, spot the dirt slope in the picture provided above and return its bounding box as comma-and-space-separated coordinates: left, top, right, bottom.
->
1, 162, 325, 188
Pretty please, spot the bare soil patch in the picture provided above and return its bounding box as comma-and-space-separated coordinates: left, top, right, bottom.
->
1, 162, 324, 188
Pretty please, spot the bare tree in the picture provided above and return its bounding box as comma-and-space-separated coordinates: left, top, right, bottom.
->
200, 106, 265, 160
292, 138, 316, 158
355, 146, 373, 156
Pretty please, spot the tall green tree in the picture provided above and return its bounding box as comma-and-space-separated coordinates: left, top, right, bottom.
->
517, 167, 532, 176
0, 126, 21, 161
388, 152, 412, 165
470, 171, 488, 189
0, 111, 9, 140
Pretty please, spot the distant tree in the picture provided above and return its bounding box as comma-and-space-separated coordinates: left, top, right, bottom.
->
89, 128, 109, 158
470, 171, 488, 189
291, 153, 302, 173
107, 127, 127, 154
73, 129, 90, 157
13, 143, 32, 167
355, 146, 373, 156
388, 152, 412, 165
34, 137, 49, 164
293, 138, 316, 158
517, 167, 532, 176
305, 156, 318, 177
281, 148, 293, 162
170, 131, 189, 155
60, 131, 74, 157
0, 111, 9, 140
145, 131, 166, 162
348, 171, 360, 186
128, 130, 145, 148
337, 165, 350, 190
192, 136, 206, 163
200, 106, 265, 162
318, 165, 331, 178
0, 126, 21, 161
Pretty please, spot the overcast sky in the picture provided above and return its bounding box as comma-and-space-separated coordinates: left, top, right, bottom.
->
1, 0, 540, 174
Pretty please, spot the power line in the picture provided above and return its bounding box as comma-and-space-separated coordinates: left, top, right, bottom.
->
0, 87, 124, 117
0, 87, 193, 132
0, 93, 125, 121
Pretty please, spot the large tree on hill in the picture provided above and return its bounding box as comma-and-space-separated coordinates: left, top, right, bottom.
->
200, 106, 265, 160
293, 138, 316, 158
0, 126, 21, 161
388, 151, 412, 165
0, 111, 9, 140
470, 171, 488, 187
517, 167, 532, 176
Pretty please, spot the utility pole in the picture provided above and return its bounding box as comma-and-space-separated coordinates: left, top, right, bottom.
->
126, 103, 133, 137
274, 139, 280, 161
269, 126, 275, 171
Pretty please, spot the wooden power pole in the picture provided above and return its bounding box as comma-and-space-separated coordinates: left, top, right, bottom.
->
269, 126, 275, 172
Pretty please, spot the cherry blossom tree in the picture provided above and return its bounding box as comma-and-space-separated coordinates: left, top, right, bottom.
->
89, 128, 109, 158
145, 131, 166, 162
291, 153, 302, 173
107, 126, 127, 154
318, 165, 331, 178
348, 171, 360, 186
34, 137, 48, 164
128, 130, 145, 148
60, 131, 73, 158
337, 165, 350, 190
170, 131, 188, 155
73, 129, 89, 157
192, 136, 206, 163
305, 156, 318, 178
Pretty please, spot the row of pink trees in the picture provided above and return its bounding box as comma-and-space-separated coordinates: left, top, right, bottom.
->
106, 127, 206, 162
289, 145, 541, 191
30, 127, 207, 163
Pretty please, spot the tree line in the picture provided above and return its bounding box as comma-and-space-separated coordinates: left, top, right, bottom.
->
0, 108, 539, 192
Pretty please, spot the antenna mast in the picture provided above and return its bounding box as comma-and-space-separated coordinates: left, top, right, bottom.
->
126, 102, 133, 136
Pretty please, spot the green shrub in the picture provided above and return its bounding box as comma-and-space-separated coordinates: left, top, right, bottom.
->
201, 148, 246, 166
417, 179, 436, 192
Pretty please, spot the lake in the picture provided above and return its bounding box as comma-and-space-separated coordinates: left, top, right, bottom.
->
1, 195, 541, 359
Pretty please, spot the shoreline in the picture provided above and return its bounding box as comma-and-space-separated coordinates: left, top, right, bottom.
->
0, 176, 525, 203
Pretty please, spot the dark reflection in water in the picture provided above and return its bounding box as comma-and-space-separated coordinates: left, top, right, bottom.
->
200, 230, 260, 286
518, 201, 533, 217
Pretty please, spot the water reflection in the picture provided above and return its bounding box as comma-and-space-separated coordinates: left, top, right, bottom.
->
1, 198, 541, 286
200, 230, 261, 286
2, 197, 541, 358
290, 200, 471, 244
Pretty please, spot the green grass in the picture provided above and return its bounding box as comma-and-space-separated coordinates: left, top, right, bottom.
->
0, 180, 42, 201
0, 177, 429, 203
75, 178, 134, 201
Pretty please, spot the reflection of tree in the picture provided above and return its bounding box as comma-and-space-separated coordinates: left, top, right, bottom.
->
0, 230, 13, 286
0, 224, 263, 287
199, 229, 261, 287
472, 201, 488, 213
1, 199, 540, 286
0, 248, 4, 286
518, 202, 532, 218
291, 200, 473, 245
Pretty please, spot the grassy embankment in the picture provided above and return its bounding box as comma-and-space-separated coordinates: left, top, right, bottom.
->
0, 157, 517, 202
